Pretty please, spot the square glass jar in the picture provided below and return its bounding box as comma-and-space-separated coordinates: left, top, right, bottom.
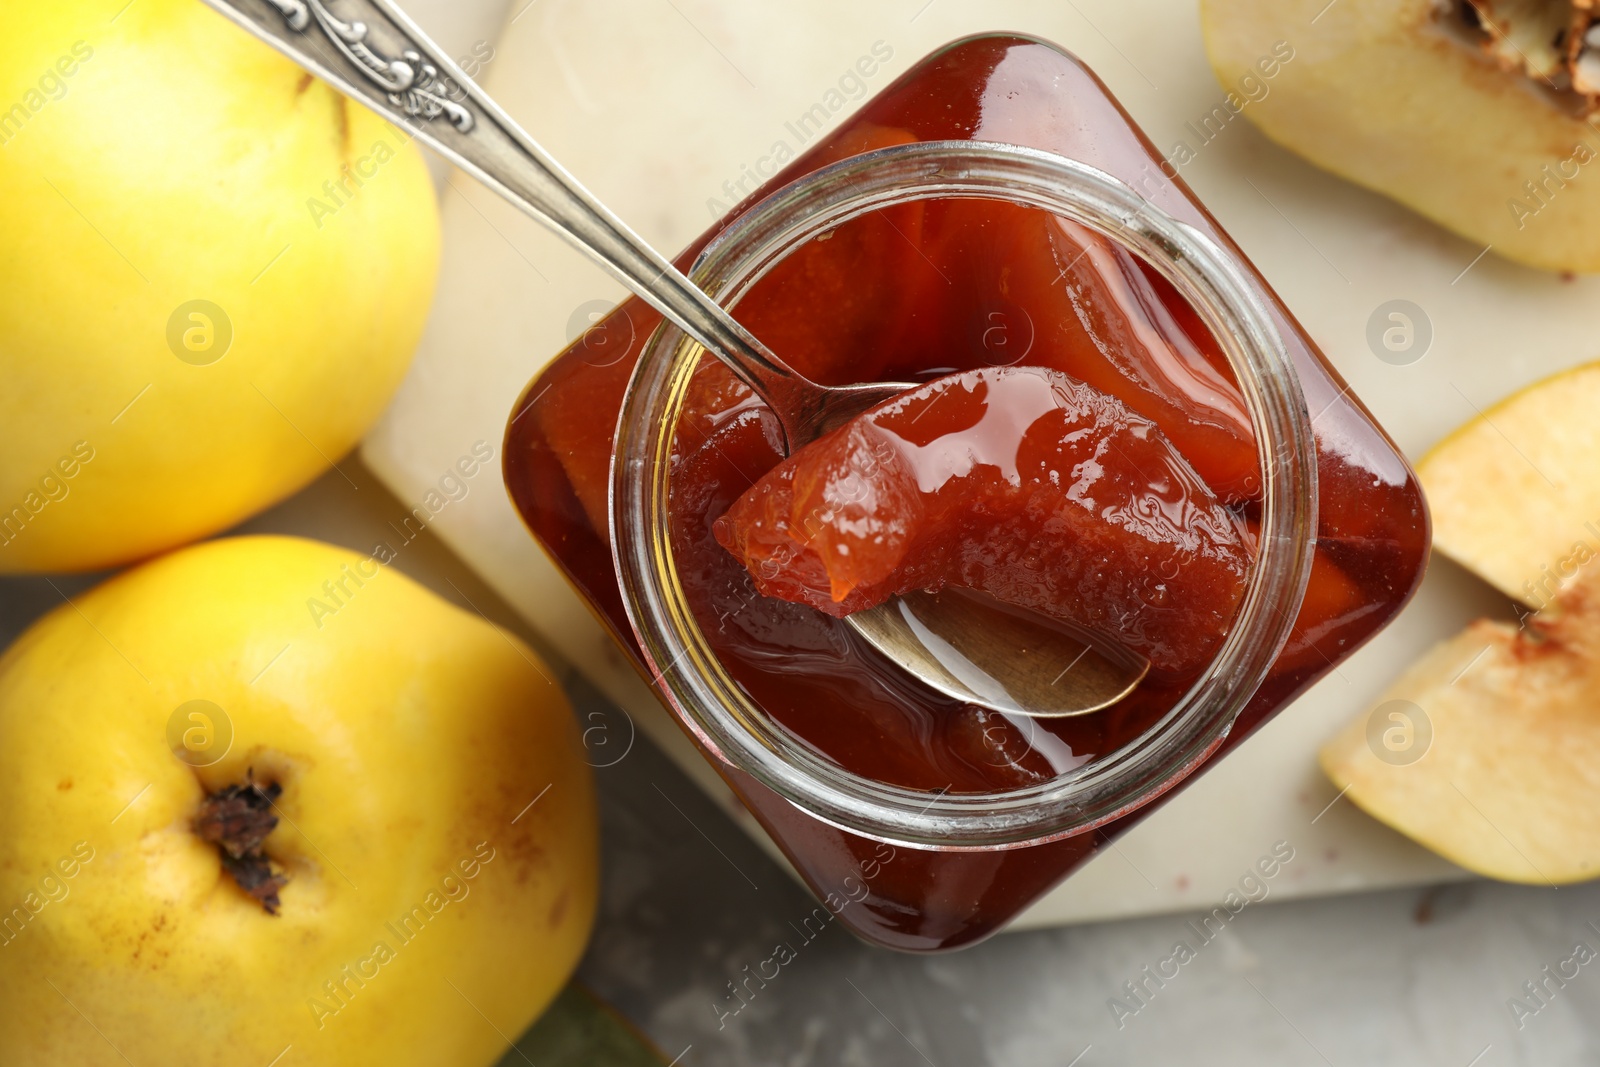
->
504, 34, 1428, 952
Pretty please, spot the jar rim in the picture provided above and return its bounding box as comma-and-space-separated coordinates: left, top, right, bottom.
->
610, 140, 1318, 850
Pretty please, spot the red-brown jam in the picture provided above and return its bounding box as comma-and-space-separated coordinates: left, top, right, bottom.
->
713, 365, 1255, 678
505, 34, 1429, 952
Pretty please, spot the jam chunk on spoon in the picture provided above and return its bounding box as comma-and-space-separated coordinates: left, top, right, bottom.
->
715, 365, 1256, 677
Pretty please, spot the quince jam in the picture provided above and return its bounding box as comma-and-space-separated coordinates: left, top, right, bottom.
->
713, 366, 1255, 677
505, 35, 1429, 951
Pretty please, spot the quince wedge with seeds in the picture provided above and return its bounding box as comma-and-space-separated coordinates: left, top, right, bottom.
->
1200, 0, 1600, 273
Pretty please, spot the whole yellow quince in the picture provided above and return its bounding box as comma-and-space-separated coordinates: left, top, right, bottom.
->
0, 536, 598, 1067
0, 0, 439, 572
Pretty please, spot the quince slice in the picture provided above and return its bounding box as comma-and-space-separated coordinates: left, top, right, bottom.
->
1321, 566, 1600, 884
1417, 361, 1600, 606
1200, 0, 1600, 273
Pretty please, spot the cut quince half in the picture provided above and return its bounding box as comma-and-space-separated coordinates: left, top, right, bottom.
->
1200, 0, 1600, 273
1321, 565, 1600, 884
1417, 361, 1600, 606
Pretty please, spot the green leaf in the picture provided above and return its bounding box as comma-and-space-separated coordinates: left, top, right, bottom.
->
497, 981, 673, 1066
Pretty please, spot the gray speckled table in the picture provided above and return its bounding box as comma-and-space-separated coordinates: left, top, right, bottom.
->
8, 462, 1596, 1067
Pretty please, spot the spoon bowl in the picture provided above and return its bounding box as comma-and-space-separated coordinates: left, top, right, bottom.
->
847, 589, 1150, 717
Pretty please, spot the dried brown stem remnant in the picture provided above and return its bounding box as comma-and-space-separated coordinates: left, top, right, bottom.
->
193, 777, 289, 915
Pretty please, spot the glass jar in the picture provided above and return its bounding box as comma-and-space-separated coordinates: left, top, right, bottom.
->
505, 34, 1429, 952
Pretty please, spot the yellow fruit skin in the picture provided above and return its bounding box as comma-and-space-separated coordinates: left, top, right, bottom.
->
1201, 0, 1600, 274
0, 536, 598, 1067
0, 0, 440, 573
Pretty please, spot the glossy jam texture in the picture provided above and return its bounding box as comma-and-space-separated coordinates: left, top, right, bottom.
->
714, 366, 1254, 677
504, 35, 1429, 951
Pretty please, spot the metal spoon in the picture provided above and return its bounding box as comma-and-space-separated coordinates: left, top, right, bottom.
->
204, 0, 1146, 716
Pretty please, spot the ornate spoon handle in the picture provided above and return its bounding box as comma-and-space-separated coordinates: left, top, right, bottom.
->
201, 0, 869, 442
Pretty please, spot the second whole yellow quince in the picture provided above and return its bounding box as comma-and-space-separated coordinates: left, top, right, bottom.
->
0, 536, 598, 1066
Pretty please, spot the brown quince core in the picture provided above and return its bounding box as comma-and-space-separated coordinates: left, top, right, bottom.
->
1451, 0, 1600, 102
193, 776, 289, 914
